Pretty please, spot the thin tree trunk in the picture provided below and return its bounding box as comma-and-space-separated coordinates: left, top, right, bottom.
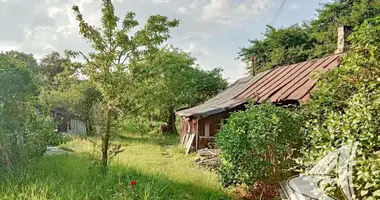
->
167, 106, 177, 134
101, 110, 111, 170
149, 114, 154, 128
87, 119, 94, 136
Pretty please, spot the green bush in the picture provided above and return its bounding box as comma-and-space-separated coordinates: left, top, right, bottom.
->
0, 55, 55, 168
301, 16, 380, 199
216, 102, 302, 186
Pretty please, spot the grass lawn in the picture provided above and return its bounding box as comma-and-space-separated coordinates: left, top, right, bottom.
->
0, 128, 231, 200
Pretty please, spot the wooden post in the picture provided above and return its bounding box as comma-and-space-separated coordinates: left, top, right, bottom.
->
251, 56, 255, 76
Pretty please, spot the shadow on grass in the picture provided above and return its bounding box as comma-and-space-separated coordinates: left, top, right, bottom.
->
0, 154, 231, 200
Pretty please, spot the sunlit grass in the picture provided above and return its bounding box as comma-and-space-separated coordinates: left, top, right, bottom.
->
0, 126, 231, 200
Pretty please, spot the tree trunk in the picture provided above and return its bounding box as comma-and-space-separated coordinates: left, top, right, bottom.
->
149, 114, 154, 128
87, 119, 94, 136
101, 110, 111, 170
167, 106, 177, 134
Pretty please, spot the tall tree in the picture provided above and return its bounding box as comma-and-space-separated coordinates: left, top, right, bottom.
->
131, 47, 227, 133
310, 0, 380, 58
0, 50, 39, 71
239, 0, 380, 75
69, 0, 179, 168
38, 51, 69, 85
239, 25, 313, 74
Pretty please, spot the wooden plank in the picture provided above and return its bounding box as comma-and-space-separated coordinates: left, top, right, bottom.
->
186, 134, 195, 155
195, 120, 199, 150
199, 136, 216, 139
180, 133, 185, 145
183, 134, 189, 147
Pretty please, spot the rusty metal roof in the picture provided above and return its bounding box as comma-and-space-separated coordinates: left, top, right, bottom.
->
176, 71, 268, 119
177, 54, 342, 119
235, 54, 342, 102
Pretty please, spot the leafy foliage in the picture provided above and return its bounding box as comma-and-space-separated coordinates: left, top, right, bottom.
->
301, 16, 380, 199
310, 0, 380, 58
0, 54, 54, 169
216, 103, 302, 186
40, 80, 102, 135
0, 51, 39, 71
131, 47, 227, 133
38, 51, 70, 85
239, 0, 380, 74
239, 25, 313, 73
69, 0, 179, 168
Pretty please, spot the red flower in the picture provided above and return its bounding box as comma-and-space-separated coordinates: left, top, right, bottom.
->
130, 180, 137, 188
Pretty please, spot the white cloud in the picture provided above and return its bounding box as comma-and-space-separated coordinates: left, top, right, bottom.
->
177, 7, 188, 14
194, 0, 273, 24
0, 0, 290, 81
184, 43, 208, 60
152, 0, 170, 4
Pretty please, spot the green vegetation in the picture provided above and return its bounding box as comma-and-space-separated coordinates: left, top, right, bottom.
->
0, 130, 230, 200
131, 47, 227, 133
2, 0, 380, 200
239, 0, 380, 74
67, 0, 180, 168
0, 54, 55, 168
0, 1, 230, 198
216, 103, 302, 186
300, 16, 380, 200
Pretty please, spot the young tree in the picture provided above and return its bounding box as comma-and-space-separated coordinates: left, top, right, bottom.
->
69, 0, 179, 168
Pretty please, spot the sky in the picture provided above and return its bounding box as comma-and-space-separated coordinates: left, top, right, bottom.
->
0, 0, 332, 82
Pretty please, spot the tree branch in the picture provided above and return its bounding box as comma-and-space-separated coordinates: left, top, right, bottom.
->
79, 51, 100, 68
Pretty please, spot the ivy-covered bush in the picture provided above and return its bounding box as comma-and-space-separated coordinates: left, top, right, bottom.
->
216, 102, 302, 186
301, 16, 380, 199
0, 55, 55, 169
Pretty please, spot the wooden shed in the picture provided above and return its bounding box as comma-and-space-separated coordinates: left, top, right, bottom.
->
52, 108, 87, 134
177, 54, 343, 150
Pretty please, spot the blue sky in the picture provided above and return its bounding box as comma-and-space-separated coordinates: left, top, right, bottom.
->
0, 0, 332, 82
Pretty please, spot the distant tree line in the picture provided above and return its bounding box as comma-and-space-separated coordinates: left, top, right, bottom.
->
239, 0, 380, 74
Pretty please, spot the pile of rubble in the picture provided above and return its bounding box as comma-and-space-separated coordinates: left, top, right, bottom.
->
195, 149, 221, 170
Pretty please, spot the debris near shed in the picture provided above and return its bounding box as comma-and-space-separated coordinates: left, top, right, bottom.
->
195, 149, 221, 170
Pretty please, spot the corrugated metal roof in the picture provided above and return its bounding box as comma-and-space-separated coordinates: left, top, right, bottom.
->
235, 54, 342, 102
177, 54, 342, 119
176, 71, 268, 118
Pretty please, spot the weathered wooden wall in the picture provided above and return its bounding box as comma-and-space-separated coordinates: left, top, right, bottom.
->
179, 104, 246, 150
197, 111, 229, 149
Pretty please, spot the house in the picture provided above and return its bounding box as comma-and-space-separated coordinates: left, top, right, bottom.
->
52, 108, 87, 134
177, 27, 351, 150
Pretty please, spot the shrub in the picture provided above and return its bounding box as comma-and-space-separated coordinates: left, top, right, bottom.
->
304, 87, 380, 199
0, 55, 55, 168
301, 16, 380, 199
216, 102, 302, 186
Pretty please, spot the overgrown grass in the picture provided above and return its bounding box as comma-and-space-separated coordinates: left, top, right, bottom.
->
0, 126, 230, 200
